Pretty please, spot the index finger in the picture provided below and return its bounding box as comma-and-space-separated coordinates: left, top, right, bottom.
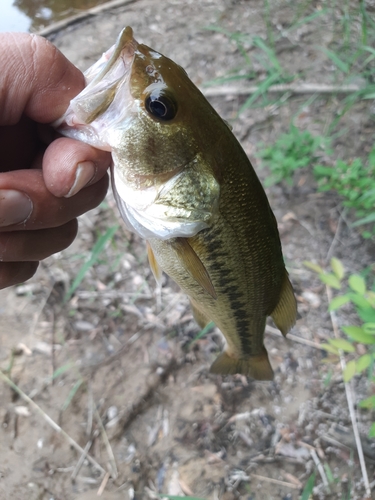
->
0, 32, 84, 125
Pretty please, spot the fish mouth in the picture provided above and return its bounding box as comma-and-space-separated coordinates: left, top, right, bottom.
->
53, 27, 138, 145
84, 27, 137, 87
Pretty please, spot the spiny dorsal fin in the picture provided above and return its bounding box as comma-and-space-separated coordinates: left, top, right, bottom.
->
147, 241, 163, 286
172, 238, 217, 299
271, 270, 297, 336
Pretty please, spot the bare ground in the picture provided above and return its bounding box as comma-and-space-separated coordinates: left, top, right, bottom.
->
1, 1, 375, 499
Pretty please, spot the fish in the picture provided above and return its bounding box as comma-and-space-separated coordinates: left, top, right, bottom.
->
54, 27, 297, 380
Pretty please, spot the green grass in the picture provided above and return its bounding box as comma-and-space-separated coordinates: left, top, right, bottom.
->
305, 258, 375, 438
64, 224, 119, 302
257, 124, 330, 187
314, 145, 375, 237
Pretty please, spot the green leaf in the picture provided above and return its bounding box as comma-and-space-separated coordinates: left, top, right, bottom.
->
348, 274, 366, 295
303, 261, 324, 274
301, 472, 316, 500
359, 395, 375, 409
356, 354, 372, 373
320, 343, 340, 355
330, 258, 345, 280
319, 273, 341, 289
357, 307, 375, 323
328, 338, 355, 352
369, 423, 375, 438
363, 323, 375, 334
342, 326, 375, 344
348, 293, 372, 310
352, 212, 375, 226
343, 360, 356, 382
329, 295, 351, 311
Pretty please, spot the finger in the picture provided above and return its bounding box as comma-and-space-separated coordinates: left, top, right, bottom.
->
0, 219, 78, 262
43, 137, 111, 197
0, 169, 109, 232
0, 262, 39, 290
0, 33, 84, 125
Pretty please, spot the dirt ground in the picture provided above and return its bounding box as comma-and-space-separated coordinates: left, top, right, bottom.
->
1, 0, 375, 499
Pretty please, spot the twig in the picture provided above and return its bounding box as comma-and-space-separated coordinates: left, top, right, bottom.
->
310, 448, 330, 491
326, 209, 347, 262
326, 285, 371, 499
250, 473, 300, 489
0, 370, 106, 476
35, 0, 139, 37
71, 434, 97, 480
202, 82, 364, 98
94, 406, 118, 479
97, 472, 110, 496
266, 325, 322, 349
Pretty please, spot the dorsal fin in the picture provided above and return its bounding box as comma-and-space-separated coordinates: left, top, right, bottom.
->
172, 238, 217, 299
271, 270, 297, 336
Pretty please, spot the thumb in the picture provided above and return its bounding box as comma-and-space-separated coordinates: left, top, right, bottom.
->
0, 32, 84, 125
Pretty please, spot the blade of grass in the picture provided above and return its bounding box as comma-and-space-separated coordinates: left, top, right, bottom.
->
300, 472, 315, 500
188, 321, 215, 348
64, 224, 119, 302
321, 48, 350, 74
238, 72, 281, 114
61, 378, 84, 412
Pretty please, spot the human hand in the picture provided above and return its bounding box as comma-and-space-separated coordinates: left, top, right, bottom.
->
0, 33, 111, 289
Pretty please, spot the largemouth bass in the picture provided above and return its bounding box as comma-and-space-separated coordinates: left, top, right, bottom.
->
55, 27, 297, 380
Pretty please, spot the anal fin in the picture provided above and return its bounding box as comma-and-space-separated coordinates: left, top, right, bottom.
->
210, 348, 274, 380
147, 241, 163, 286
172, 238, 217, 299
271, 270, 297, 336
190, 298, 212, 329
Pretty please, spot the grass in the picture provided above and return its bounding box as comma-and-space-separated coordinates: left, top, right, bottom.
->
305, 258, 375, 439
204, 1, 375, 240
257, 124, 330, 187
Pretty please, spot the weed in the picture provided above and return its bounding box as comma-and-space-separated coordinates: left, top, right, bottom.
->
304, 258, 375, 438
300, 472, 316, 500
314, 144, 375, 237
257, 124, 329, 187
64, 224, 119, 302
203, 26, 294, 113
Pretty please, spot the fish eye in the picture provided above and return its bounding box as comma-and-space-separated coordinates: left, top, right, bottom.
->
145, 93, 177, 121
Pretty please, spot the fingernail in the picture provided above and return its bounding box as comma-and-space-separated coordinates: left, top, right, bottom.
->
65, 161, 96, 198
0, 190, 33, 227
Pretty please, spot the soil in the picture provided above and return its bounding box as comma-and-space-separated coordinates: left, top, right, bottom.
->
1, 1, 375, 499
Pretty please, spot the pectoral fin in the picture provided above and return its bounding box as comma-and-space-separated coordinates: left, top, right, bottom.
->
147, 241, 163, 286
210, 348, 274, 380
271, 270, 297, 336
172, 238, 217, 299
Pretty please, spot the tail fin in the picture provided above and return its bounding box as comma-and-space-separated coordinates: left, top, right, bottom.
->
210, 348, 274, 380
271, 270, 297, 336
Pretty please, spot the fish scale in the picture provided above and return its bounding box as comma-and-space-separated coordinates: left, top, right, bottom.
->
55, 26, 298, 380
